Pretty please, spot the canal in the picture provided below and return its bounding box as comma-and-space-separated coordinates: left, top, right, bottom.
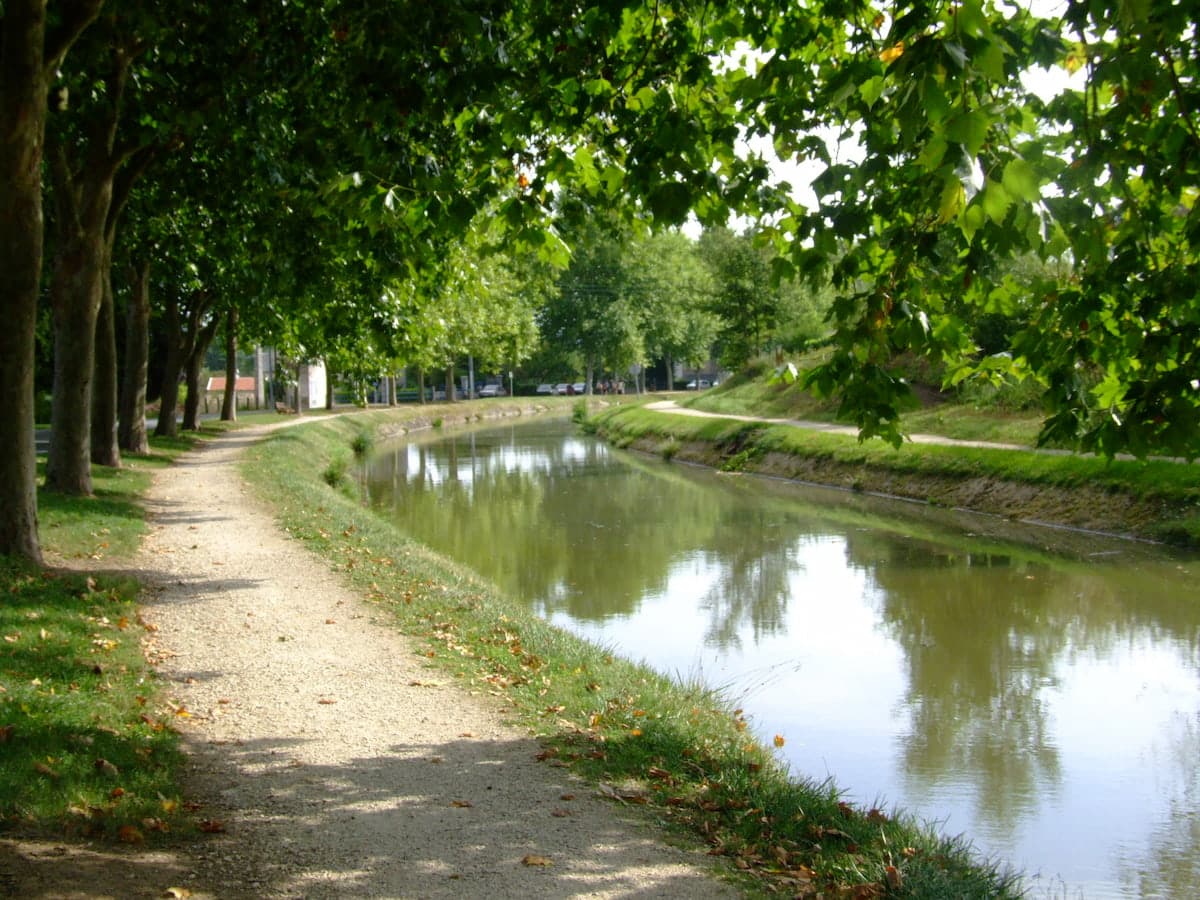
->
363, 417, 1200, 898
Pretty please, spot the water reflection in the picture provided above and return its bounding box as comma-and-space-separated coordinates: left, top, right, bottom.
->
365, 419, 1200, 898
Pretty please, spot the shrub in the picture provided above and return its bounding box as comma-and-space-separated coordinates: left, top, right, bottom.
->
322, 453, 349, 488
350, 430, 374, 459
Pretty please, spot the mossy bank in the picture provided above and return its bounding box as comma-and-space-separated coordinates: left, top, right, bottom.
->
586, 402, 1200, 548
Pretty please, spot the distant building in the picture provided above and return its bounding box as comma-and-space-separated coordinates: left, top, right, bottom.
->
205, 375, 258, 407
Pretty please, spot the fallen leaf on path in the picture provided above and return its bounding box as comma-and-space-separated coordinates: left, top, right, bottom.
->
198, 820, 226, 833
521, 854, 552, 867
318, 698, 336, 705
118, 825, 144, 844
450, 800, 473, 808
598, 783, 648, 804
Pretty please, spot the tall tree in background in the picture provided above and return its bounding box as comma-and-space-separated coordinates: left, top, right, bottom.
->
626, 230, 718, 391
699, 228, 780, 369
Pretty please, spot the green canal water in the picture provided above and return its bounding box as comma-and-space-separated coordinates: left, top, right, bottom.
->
363, 418, 1200, 899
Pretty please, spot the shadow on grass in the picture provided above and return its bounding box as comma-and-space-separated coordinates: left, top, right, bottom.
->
0, 565, 185, 842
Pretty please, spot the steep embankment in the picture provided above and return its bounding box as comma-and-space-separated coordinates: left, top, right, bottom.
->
589, 401, 1200, 547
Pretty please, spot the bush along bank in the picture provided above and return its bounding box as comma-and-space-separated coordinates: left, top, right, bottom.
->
241, 408, 1025, 898
587, 403, 1200, 548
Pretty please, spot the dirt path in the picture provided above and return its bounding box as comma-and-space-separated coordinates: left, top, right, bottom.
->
643, 399, 1030, 450
2, 424, 737, 899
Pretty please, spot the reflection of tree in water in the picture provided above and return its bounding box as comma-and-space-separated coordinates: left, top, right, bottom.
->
696, 507, 808, 651
1120, 712, 1200, 897
847, 531, 1067, 829
850, 528, 1200, 848
367, 426, 817, 645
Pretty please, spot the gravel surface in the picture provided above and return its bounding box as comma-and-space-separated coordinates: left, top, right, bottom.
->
1, 424, 738, 899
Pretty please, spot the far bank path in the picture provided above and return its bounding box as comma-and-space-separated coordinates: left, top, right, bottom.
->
6, 422, 737, 899
643, 399, 1029, 450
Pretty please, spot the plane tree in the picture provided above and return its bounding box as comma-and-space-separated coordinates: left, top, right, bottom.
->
625, 230, 719, 391
733, 1, 1197, 454
1, 0, 105, 562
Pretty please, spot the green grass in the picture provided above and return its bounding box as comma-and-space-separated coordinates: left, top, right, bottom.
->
1, 420, 251, 842
589, 403, 1200, 546
238, 410, 1025, 898
0, 559, 186, 841
685, 350, 1050, 448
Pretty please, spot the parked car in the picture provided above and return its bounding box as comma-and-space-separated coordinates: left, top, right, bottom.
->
686, 379, 712, 390
554, 383, 570, 395
536, 383, 556, 395
572, 382, 587, 395
477, 384, 506, 397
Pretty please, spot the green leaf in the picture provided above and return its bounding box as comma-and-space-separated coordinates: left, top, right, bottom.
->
955, 0, 990, 39
981, 180, 1013, 224
960, 203, 987, 241
1001, 159, 1041, 202
944, 110, 991, 156
976, 43, 1008, 81
573, 146, 599, 190
917, 135, 948, 172
938, 178, 966, 223
647, 182, 691, 223
859, 76, 886, 109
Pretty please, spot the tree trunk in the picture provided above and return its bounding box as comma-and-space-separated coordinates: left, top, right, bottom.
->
118, 261, 150, 454
45, 159, 113, 495
221, 306, 238, 421
183, 316, 219, 431
156, 291, 212, 438
90, 267, 120, 466
155, 295, 184, 438
91, 146, 153, 466
0, 2, 52, 561
44, 27, 141, 494
418, 369, 426, 404
444, 366, 455, 402
388, 374, 397, 407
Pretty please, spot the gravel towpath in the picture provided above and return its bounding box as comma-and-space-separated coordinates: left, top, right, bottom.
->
2, 424, 737, 899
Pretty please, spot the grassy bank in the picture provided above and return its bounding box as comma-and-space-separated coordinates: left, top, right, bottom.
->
237, 407, 1024, 898
0, 419, 270, 843
588, 401, 1200, 547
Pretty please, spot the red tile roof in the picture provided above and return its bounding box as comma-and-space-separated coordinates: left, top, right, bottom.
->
206, 376, 257, 392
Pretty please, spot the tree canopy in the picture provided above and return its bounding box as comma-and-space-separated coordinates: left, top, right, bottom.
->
2, 0, 1198, 560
